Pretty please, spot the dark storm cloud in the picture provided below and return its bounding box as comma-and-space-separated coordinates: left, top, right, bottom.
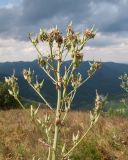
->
21, 0, 90, 24
0, 6, 17, 37
0, 0, 128, 40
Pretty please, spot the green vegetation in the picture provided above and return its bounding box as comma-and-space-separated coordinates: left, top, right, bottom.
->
71, 140, 102, 160
107, 73, 128, 118
1, 61, 128, 107
0, 81, 17, 109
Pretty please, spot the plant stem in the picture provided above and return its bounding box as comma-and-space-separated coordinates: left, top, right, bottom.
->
47, 147, 51, 160
32, 43, 56, 83
78, 38, 89, 51
61, 62, 74, 110
40, 66, 56, 83
52, 50, 61, 160
15, 97, 25, 109
49, 44, 57, 80
62, 90, 76, 122
29, 83, 54, 111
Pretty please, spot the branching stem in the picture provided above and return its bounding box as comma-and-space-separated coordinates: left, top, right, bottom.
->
52, 49, 62, 160
67, 70, 96, 98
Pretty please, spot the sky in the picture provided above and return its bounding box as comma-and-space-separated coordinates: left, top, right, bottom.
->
0, 0, 128, 63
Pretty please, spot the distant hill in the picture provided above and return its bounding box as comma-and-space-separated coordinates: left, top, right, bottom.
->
0, 60, 128, 109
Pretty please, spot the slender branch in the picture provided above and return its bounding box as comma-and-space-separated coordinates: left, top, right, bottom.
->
67, 64, 74, 84
61, 44, 66, 54
47, 147, 51, 160
46, 128, 52, 160
49, 44, 57, 80
60, 44, 66, 65
34, 44, 55, 71
67, 70, 96, 98
67, 61, 73, 73
78, 38, 89, 51
61, 61, 74, 110
15, 97, 25, 110
34, 45, 56, 83
28, 82, 54, 111
62, 90, 76, 122
63, 124, 93, 159
62, 51, 68, 63
40, 66, 56, 83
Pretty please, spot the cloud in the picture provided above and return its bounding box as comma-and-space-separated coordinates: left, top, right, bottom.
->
0, 0, 128, 62
85, 44, 128, 63
0, 38, 36, 62
0, 0, 128, 39
0, 33, 128, 63
87, 32, 128, 47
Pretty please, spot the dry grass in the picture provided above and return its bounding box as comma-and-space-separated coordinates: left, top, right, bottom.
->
0, 109, 128, 160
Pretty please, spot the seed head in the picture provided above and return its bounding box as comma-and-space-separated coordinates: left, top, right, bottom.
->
39, 29, 48, 42
88, 61, 101, 76
84, 29, 96, 39
119, 73, 128, 92
71, 73, 82, 88
5, 74, 19, 98
66, 23, 74, 35
38, 56, 47, 67
23, 68, 33, 83
95, 91, 106, 113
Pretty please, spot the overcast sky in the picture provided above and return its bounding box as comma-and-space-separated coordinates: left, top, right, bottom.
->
0, 0, 128, 63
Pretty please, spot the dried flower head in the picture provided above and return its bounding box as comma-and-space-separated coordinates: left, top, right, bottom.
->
88, 61, 101, 76
39, 29, 49, 42
51, 27, 63, 47
119, 73, 128, 92
23, 68, 33, 83
71, 51, 83, 69
38, 56, 47, 67
34, 79, 44, 93
90, 91, 107, 125
5, 74, 19, 98
95, 91, 107, 113
71, 73, 82, 88
84, 29, 96, 39
66, 23, 74, 35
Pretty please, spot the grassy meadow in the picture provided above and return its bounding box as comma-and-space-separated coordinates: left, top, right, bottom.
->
0, 109, 128, 160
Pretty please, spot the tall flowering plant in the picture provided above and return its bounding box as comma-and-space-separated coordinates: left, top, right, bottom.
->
5, 24, 106, 160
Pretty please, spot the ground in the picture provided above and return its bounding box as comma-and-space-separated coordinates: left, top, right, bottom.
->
0, 109, 128, 160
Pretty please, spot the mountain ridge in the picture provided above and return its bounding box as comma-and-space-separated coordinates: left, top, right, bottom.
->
0, 60, 128, 108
